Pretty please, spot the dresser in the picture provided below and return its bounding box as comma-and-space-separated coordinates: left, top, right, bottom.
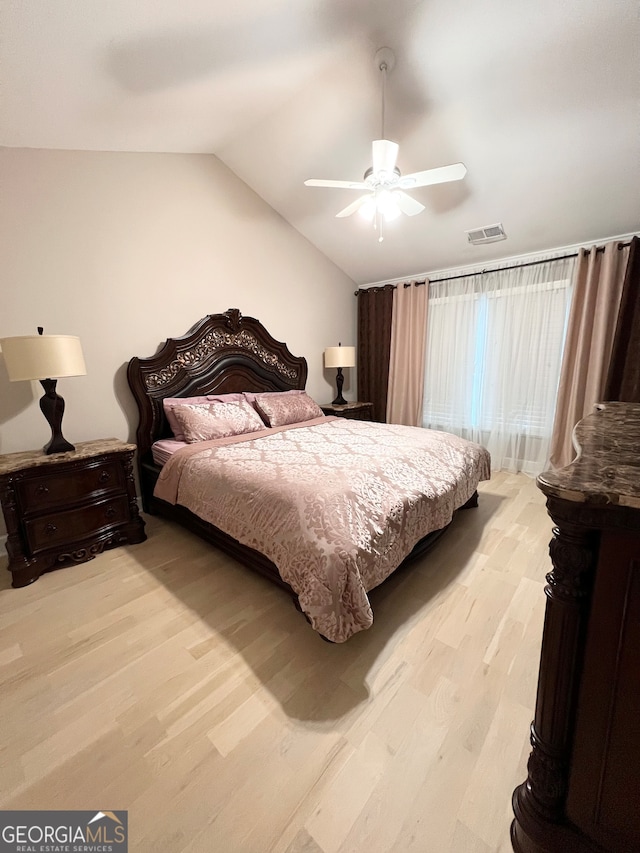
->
0, 439, 147, 588
320, 401, 374, 420
511, 402, 640, 852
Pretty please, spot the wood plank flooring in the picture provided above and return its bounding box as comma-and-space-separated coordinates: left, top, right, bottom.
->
0, 472, 552, 852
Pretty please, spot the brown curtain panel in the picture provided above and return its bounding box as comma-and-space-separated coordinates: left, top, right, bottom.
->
357, 285, 394, 422
386, 281, 428, 426
549, 241, 630, 469
605, 235, 640, 401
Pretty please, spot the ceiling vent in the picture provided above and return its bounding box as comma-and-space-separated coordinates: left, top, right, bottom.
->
466, 223, 507, 244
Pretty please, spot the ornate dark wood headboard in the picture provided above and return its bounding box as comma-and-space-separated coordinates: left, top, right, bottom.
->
127, 309, 308, 505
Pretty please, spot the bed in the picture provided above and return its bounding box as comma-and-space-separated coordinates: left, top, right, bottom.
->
127, 309, 490, 642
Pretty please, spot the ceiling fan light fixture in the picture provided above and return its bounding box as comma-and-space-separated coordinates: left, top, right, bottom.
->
377, 189, 401, 221
358, 196, 377, 221
357, 190, 402, 227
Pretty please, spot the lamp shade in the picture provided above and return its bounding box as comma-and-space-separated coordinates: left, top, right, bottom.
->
1, 335, 86, 382
324, 345, 356, 369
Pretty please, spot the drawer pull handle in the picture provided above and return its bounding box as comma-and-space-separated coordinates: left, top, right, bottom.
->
98, 471, 111, 484
105, 506, 117, 520
44, 523, 57, 536
36, 484, 49, 496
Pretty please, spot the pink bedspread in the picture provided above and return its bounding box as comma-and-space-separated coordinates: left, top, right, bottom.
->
155, 418, 490, 642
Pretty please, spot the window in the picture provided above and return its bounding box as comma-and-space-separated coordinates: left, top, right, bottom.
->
423, 256, 575, 475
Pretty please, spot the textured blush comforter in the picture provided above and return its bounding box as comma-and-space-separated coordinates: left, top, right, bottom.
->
154, 417, 490, 642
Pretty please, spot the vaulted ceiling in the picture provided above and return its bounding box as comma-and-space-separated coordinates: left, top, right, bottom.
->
2, 0, 639, 284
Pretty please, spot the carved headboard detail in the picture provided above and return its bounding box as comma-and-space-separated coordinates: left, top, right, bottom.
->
127, 309, 308, 462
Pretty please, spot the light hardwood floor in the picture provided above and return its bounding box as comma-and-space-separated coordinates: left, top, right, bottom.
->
0, 472, 552, 852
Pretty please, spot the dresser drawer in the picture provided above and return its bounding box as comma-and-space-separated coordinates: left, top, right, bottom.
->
23, 495, 130, 554
16, 460, 125, 513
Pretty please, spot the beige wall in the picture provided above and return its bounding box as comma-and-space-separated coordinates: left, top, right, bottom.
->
0, 148, 357, 536
0, 148, 356, 452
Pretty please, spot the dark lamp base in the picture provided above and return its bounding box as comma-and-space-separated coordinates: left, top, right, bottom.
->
39, 378, 76, 455
43, 435, 76, 455
332, 367, 348, 406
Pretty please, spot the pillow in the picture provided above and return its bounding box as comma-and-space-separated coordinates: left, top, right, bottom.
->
242, 389, 305, 405
164, 393, 245, 441
253, 391, 324, 428
171, 399, 265, 443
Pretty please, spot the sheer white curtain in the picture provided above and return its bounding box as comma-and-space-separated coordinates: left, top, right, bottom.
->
422, 255, 576, 475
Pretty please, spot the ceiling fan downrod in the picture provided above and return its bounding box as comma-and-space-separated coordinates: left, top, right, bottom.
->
380, 58, 387, 141
375, 47, 395, 142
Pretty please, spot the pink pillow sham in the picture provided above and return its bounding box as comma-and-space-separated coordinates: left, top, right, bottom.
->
242, 389, 305, 405
171, 399, 265, 443
164, 393, 245, 441
252, 391, 324, 428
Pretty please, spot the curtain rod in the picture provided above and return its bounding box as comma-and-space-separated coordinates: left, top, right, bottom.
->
354, 239, 631, 294
353, 281, 425, 295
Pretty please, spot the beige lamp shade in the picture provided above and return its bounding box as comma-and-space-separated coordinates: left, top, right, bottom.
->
324, 345, 356, 369
0, 335, 86, 381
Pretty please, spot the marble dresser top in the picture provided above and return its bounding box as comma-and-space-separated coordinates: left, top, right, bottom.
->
538, 402, 640, 509
0, 438, 137, 476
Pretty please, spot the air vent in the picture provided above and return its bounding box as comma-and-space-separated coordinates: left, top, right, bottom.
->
466, 223, 507, 244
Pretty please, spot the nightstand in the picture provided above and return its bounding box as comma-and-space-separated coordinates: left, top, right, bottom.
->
0, 438, 146, 588
321, 401, 374, 421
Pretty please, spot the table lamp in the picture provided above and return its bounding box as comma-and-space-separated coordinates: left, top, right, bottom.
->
1, 328, 87, 454
324, 343, 356, 406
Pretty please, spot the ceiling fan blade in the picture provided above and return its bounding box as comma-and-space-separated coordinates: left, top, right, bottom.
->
372, 139, 399, 175
399, 162, 467, 188
335, 196, 370, 218
395, 191, 426, 216
304, 179, 368, 189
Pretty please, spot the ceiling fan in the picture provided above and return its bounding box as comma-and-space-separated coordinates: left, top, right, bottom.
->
304, 48, 467, 241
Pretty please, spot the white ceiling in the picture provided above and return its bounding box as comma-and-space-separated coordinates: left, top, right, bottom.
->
2, 0, 639, 284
